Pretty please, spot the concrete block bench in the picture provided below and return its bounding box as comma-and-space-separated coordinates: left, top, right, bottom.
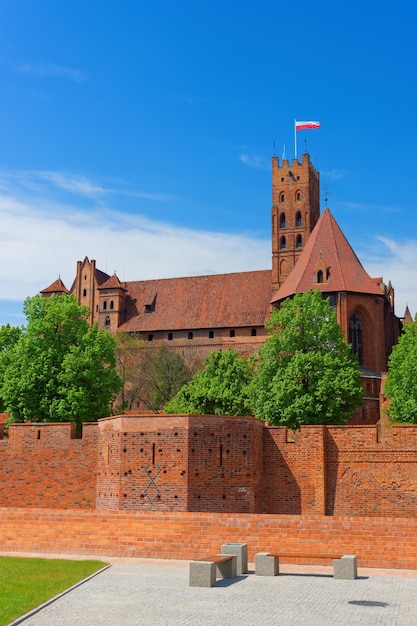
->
255, 552, 357, 580
189, 554, 237, 587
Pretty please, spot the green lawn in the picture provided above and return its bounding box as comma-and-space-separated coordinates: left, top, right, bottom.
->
0, 556, 108, 625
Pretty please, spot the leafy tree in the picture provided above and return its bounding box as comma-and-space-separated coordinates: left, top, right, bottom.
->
1, 294, 122, 425
384, 321, 417, 423
0, 324, 24, 411
250, 290, 363, 429
149, 344, 192, 410
165, 348, 254, 416
114, 332, 144, 410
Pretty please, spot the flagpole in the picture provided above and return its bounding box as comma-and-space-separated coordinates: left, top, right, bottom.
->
294, 119, 297, 160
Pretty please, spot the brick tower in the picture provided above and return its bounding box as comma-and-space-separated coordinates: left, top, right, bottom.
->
271, 152, 320, 289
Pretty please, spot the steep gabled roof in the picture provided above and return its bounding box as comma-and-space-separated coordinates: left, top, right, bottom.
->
98, 273, 127, 291
40, 277, 70, 295
271, 208, 385, 303
118, 269, 272, 332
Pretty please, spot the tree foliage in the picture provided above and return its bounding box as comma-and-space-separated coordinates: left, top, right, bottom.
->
165, 348, 253, 416
0, 324, 24, 411
384, 321, 417, 423
250, 290, 363, 429
1, 294, 122, 424
114, 338, 191, 412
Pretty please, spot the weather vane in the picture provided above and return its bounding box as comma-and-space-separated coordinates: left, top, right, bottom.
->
323, 184, 330, 206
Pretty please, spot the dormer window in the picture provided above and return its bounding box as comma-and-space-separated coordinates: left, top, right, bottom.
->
144, 295, 156, 314
317, 270, 324, 283
144, 304, 153, 314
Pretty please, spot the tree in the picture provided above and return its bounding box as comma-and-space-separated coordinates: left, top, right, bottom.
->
384, 321, 417, 423
1, 294, 122, 425
250, 290, 363, 429
149, 344, 192, 410
0, 324, 24, 411
165, 348, 254, 416
114, 332, 144, 411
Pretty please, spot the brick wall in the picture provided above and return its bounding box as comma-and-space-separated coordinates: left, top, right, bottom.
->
0, 507, 415, 570
0, 422, 97, 508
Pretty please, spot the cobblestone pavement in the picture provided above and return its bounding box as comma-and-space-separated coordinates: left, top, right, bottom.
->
8, 557, 417, 626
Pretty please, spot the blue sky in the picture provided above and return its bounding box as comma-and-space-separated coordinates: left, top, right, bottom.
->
0, 1, 416, 327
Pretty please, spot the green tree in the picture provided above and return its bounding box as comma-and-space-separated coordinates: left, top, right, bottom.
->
149, 344, 192, 410
385, 321, 417, 423
165, 348, 254, 416
0, 324, 24, 411
1, 294, 122, 425
114, 332, 144, 411
250, 290, 363, 429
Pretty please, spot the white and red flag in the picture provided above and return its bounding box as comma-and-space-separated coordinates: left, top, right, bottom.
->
295, 120, 320, 131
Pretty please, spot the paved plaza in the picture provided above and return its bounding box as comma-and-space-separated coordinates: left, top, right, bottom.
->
7, 556, 417, 626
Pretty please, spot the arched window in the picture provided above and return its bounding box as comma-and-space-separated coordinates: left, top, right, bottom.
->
296, 234, 302, 248
110, 300, 114, 310
83, 288, 87, 297
280, 236, 286, 250
280, 192, 285, 203
103, 301, 107, 310
296, 211, 302, 227
105, 316, 110, 327
296, 191, 301, 201
349, 313, 363, 364
317, 270, 324, 283
280, 212, 286, 228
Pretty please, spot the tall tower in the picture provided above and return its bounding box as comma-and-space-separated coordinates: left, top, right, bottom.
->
271, 152, 320, 289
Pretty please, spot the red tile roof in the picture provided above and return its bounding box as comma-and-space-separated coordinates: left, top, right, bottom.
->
40, 277, 70, 295
119, 270, 272, 332
98, 274, 127, 291
271, 208, 384, 303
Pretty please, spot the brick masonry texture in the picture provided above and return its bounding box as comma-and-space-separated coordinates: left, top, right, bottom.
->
0, 415, 416, 519
0, 507, 416, 570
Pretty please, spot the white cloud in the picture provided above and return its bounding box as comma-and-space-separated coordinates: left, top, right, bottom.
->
17, 61, 86, 83
0, 170, 270, 309
360, 236, 417, 318
238, 152, 269, 170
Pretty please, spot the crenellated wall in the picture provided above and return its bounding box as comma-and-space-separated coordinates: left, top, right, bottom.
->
0, 416, 416, 518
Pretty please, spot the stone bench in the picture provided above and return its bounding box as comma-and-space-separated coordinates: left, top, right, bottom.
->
189, 554, 237, 587
255, 552, 357, 580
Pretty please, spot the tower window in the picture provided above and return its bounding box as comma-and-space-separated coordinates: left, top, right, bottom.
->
103, 301, 107, 310
110, 300, 114, 310
349, 313, 363, 364
296, 191, 301, 202
296, 234, 302, 248
105, 316, 110, 327
280, 212, 286, 228
296, 211, 302, 227
280, 192, 285, 203
83, 288, 87, 297
280, 236, 286, 250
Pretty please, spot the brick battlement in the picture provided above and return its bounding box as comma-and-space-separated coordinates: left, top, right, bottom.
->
0, 415, 416, 518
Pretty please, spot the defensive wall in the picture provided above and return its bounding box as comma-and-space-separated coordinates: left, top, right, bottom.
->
0, 415, 416, 518
1, 415, 416, 570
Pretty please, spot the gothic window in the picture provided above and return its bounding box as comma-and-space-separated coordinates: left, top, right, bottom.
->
105, 316, 110, 327
296, 211, 302, 226
280, 236, 286, 250
296, 234, 302, 248
296, 191, 301, 202
110, 301, 114, 310
103, 301, 107, 310
317, 270, 324, 283
83, 288, 87, 297
280, 192, 285, 203
349, 313, 363, 364
280, 212, 286, 228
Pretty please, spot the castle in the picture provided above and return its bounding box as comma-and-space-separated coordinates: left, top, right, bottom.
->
2, 155, 416, 569
42, 153, 402, 422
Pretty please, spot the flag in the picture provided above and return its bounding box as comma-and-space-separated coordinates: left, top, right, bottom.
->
295, 121, 320, 131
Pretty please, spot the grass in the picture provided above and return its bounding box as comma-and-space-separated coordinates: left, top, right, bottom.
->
0, 556, 108, 625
